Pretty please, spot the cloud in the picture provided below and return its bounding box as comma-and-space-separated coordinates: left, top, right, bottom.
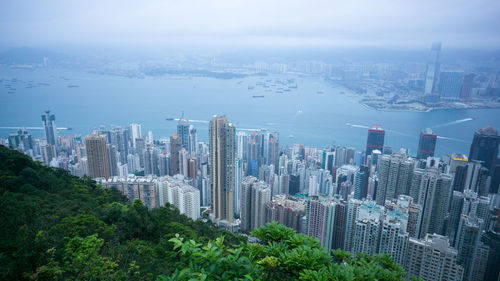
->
1, 0, 499, 48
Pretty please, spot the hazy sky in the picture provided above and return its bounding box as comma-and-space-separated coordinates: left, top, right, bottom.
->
1, 0, 500, 49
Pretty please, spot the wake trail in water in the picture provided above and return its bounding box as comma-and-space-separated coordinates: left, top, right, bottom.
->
437, 136, 468, 143
432, 118, 474, 129
345, 123, 370, 129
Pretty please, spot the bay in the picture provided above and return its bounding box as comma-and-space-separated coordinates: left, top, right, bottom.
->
1, 66, 499, 157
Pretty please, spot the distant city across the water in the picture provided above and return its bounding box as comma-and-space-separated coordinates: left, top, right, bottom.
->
1, 65, 500, 156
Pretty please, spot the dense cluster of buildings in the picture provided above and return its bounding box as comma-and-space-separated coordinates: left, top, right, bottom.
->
2, 111, 500, 281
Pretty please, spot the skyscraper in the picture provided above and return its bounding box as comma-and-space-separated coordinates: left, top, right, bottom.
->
267, 132, 280, 173
417, 129, 437, 159
177, 118, 190, 150
240, 176, 271, 232
129, 123, 142, 148
379, 209, 409, 265
188, 125, 197, 156
411, 167, 452, 238
460, 73, 475, 101
170, 133, 181, 175
456, 214, 483, 281
210, 115, 236, 225
307, 199, 330, 246
469, 126, 499, 177
405, 234, 463, 281
351, 201, 383, 256
85, 134, 110, 179
439, 71, 464, 100
354, 165, 369, 200
424, 42, 441, 96
376, 153, 414, 205
366, 126, 385, 156
264, 195, 306, 233
41, 110, 58, 147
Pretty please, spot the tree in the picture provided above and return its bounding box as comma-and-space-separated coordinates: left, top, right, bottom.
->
160, 222, 411, 281
63, 234, 124, 280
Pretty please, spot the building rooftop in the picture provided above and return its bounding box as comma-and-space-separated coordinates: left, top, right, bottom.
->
477, 126, 498, 136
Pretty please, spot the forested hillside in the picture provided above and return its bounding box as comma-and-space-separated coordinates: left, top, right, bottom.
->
0, 146, 244, 280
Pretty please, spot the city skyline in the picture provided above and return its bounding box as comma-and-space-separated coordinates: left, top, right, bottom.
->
3, 108, 500, 281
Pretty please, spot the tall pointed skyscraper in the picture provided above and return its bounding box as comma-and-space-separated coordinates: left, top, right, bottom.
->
424, 42, 441, 96
41, 110, 58, 147
210, 115, 236, 225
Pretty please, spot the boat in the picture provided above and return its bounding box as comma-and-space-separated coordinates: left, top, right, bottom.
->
165, 118, 175, 121
252, 95, 265, 98
276, 90, 283, 94
288, 134, 295, 138
248, 85, 254, 90
67, 84, 79, 88
317, 90, 325, 94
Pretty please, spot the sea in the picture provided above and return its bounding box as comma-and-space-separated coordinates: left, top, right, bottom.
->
1, 65, 500, 157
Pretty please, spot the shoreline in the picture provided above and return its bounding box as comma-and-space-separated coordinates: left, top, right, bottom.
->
360, 101, 500, 113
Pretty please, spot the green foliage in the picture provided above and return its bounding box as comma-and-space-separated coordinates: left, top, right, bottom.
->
162, 221, 412, 281
62, 234, 124, 281
0, 146, 244, 280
